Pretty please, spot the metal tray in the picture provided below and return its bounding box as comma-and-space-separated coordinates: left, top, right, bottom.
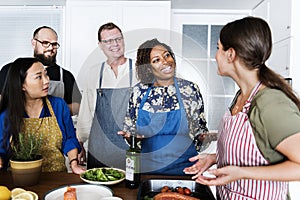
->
137, 179, 215, 200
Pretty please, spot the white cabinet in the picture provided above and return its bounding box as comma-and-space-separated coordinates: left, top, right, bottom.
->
65, 0, 171, 89
268, 0, 291, 43
253, 0, 300, 94
268, 38, 290, 77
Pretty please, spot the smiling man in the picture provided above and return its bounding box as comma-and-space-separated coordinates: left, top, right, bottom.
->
76, 22, 138, 170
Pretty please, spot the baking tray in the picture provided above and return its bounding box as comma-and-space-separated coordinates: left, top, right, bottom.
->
137, 179, 215, 200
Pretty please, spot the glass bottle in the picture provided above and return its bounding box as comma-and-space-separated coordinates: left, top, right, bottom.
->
125, 133, 141, 189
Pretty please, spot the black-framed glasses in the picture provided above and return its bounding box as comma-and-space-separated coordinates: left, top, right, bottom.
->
34, 38, 60, 49
101, 37, 123, 45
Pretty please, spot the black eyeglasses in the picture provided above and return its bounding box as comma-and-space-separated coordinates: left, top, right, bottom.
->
101, 37, 123, 45
34, 38, 60, 49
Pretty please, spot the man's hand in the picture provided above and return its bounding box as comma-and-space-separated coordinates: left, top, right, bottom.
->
77, 142, 86, 166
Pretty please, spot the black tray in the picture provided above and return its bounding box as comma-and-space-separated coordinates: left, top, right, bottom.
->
137, 179, 215, 200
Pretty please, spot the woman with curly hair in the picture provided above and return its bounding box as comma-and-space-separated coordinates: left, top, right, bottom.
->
118, 38, 209, 175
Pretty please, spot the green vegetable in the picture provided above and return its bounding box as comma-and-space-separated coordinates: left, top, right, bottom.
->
81, 168, 125, 182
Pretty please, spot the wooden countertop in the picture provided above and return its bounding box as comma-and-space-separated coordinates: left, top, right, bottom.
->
0, 172, 207, 200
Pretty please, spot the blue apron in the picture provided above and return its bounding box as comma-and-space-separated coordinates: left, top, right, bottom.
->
87, 59, 132, 170
137, 78, 197, 175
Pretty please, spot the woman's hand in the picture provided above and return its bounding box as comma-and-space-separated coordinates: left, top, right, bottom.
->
183, 153, 216, 179
0, 157, 2, 169
193, 165, 243, 186
70, 162, 86, 174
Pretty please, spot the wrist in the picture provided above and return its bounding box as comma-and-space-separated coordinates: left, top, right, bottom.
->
69, 158, 78, 169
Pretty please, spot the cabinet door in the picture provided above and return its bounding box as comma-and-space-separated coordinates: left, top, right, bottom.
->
252, 0, 269, 21
269, 0, 291, 42
268, 38, 290, 77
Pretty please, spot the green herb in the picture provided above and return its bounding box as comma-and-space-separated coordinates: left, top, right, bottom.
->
81, 168, 125, 182
11, 133, 42, 161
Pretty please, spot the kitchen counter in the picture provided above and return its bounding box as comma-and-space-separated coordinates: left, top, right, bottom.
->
0, 171, 213, 200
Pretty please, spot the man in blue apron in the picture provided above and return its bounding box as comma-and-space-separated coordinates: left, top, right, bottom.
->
77, 22, 138, 170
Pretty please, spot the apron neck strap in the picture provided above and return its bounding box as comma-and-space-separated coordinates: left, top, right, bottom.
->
247, 81, 262, 103
59, 67, 63, 81
140, 78, 182, 107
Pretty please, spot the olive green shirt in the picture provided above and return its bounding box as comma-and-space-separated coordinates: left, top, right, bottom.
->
247, 88, 300, 164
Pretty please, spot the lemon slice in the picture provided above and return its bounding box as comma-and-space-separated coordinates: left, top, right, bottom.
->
12, 192, 33, 200
11, 188, 26, 198
27, 191, 38, 200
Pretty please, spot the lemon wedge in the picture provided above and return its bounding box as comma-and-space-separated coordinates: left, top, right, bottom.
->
11, 188, 26, 198
27, 191, 38, 200
12, 192, 33, 200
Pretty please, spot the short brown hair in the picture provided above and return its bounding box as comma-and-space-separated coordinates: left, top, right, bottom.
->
98, 22, 122, 42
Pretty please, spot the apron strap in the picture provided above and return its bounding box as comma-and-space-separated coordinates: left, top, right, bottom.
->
243, 81, 262, 113
45, 97, 56, 117
129, 58, 132, 87
59, 67, 63, 81
247, 81, 262, 102
99, 58, 133, 89
99, 62, 105, 89
140, 78, 184, 108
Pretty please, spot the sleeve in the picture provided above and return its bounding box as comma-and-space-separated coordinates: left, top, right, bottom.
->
50, 97, 81, 155
76, 88, 96, 143
123, 84, 144, 134
181, 80, 209, 138
0, 111, 10, 170
256, 91, 300, 148
62, 69, 82, 104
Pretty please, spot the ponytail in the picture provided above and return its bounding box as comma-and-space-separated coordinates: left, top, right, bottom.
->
259, 64, 300, 110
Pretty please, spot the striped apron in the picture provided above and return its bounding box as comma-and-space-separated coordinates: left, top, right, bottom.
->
217, 82, 288, 200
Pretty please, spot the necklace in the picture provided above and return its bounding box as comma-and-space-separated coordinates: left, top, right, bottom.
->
232, 92, 251, 115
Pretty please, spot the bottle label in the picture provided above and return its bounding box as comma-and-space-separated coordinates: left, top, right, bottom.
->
125, 157, 135, 181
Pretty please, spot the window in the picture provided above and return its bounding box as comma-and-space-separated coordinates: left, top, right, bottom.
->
172, 10, 249, 130
0, 6, 64, 68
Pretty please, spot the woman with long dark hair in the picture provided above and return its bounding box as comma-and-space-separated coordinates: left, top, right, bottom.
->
0, 57, 85, 174
184, 16, 300, 200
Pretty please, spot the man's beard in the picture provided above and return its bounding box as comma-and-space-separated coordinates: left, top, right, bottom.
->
34, 51, 57, 66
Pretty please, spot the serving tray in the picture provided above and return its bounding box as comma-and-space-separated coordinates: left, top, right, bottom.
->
137, 179, 215, 200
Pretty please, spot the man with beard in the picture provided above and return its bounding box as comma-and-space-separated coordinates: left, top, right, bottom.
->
0, 26, 81, 115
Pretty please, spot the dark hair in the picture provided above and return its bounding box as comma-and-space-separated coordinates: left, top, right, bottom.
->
0, 57, 42, 150
220, 16, 300, 109
98, 22, 123, 42
33, 26, 58, 38
136, 38, 176, 84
